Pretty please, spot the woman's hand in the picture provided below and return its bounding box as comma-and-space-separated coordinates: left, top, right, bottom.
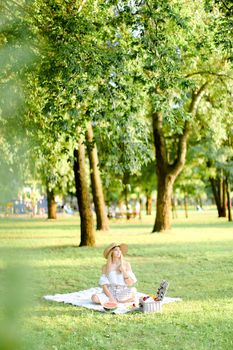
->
103, 285, 117, 303
118, 264, 124, 273
120, 261, 135, 285
109, 296, 118, 304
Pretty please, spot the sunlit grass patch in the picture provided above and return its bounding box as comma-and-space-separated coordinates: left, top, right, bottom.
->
0, 210, 233, 349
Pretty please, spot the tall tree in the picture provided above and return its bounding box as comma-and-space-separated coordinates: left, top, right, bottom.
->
85, 122, 109, 231
46, 185, 57, 219
197, 75, 233, 219
152, 83, 208, 231
73, 139, 95, 247
14, 0, 115, 242
104, 0, 232, 231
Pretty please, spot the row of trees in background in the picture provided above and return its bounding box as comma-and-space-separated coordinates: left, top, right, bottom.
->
0, 0, 232, 245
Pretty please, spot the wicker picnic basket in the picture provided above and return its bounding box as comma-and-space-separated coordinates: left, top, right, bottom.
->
142, 299, 162, 313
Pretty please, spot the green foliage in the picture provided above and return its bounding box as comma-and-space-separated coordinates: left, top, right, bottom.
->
0, 0, 40, 201
100, 0, 232, 174
0, 0, 232, 206
174, 71, 233, 201
21, 0, 155, 196
205, 0, 233, 60
196, 78, 233, 180
175, 146, 207, 200
96, 116, 152, 176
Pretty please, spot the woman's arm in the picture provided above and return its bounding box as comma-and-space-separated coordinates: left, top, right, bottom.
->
101, 265, 117, 302
102, 285, 117, 302
119, 261, 136, 286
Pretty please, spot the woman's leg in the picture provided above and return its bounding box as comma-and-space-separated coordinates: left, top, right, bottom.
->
119, 296, 135, 303
118, 287, 137, 303
91, 294, 101, 304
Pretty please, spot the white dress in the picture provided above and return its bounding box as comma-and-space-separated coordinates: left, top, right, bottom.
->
96, 270, 137, 304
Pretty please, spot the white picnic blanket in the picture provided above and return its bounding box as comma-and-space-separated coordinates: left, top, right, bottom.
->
44, 287, 182, 314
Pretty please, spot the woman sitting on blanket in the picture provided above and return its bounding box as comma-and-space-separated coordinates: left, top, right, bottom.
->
92, 242, 137, 305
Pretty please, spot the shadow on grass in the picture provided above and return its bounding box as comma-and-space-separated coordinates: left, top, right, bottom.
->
0, 224, 80, 232
0, 236, 78, 241
112, 224, 152, 229
1, 217, 232, 233
1, 238, 233, 256
173, 221, 233, 229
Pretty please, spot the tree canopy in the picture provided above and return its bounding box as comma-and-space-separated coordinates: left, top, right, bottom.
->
0, 0, 232, 237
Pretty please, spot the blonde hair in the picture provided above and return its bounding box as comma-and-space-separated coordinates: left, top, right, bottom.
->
105, 248, 127, 273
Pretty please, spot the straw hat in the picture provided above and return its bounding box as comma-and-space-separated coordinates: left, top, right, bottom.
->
103, 242, 128, 259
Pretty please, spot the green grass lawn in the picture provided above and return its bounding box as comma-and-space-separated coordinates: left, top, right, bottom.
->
0, 210, 233, 350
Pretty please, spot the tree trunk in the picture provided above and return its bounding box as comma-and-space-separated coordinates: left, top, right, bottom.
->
222, 179, 226, 217
73, 140, 95, 247
209, 177, 227, 217
153, 174, 174, 231
152, 108, 187, 231
198, 195, 203, 208
209, 177, 221, 216
226, 177, 232, 222
171, 196, 178, 219
152, 83, 208, 232
218, 177, 226, 217
184, 193, 188, 218
145, 189, 152, 215
86, 122, 109, 231
123, 172, 131, 219
139, 198, 142, 219
46, 186, 57, 219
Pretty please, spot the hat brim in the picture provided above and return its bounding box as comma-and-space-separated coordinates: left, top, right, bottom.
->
103, 243, 128, 259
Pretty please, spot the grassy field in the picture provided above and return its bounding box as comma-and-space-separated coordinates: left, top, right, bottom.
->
0, 210, 233, 350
